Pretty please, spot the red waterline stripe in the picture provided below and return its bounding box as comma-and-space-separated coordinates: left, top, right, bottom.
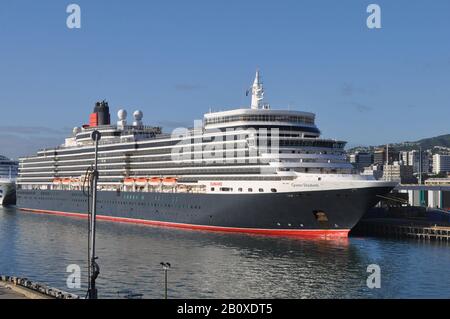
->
19, 208, 350, 238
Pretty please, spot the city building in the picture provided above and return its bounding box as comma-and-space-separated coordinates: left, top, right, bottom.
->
425, 178, 450, 186
374, 146, 398, 165
432, 154, 450, 174
382, 162, 416, 184
349, 152, 373, 171
362, 164, 384, 180
400, 150, 431, 174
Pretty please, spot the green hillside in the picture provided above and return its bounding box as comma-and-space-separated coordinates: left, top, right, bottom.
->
348, 134, 450, 153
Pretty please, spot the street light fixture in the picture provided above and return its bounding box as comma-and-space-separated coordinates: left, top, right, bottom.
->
160, 262, 171, 299
87, 130, 101, 299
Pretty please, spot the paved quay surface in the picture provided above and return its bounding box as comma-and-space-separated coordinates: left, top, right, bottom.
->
0, 282, 28, 299
0, 276, 79, 299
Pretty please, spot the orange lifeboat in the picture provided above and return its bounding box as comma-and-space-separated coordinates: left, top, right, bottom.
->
124, 178, 135, 186
135, 178, 148, 186
53, 178, 62, 184
148, 177, 162, 186
62, 178, 71, 185
162, 177, 177, 186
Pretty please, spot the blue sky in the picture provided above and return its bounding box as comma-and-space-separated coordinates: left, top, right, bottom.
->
0, 0, 449, 158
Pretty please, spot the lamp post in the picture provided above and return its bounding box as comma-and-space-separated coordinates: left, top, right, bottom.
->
418, 146, 427, 207
88, 130, 101, 299
160, 262, 171, 299
418, 146, 423, 185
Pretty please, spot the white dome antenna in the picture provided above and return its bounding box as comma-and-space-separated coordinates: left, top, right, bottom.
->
117, 109, 128, 128
133, 110, 143, 126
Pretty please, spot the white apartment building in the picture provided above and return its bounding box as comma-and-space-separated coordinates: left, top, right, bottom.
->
433, 154, 450, 174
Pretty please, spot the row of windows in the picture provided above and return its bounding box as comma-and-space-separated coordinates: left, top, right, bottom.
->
280, 140, 345, 149
212, 187, 277, 193
19, 164, 350, 181
76, 131, 122, 140
22, 147, 345, 171
24, 127, 325, 164
26, 140, 250, 164
205, 114, 315, 126
19, 166, 264, 179
21, 196, 203, 210
42, 132, 250, 157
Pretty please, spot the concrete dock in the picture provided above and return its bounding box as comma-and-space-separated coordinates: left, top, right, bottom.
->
0, 280, 51, 299
0, 282, 28, 299
0, 276, 79, 299
352, 218, 450, 242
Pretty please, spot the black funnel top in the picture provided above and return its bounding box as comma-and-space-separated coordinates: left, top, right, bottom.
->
93, 100, 111, 126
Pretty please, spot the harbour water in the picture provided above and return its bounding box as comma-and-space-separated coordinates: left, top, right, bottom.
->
1, 206, 449, 299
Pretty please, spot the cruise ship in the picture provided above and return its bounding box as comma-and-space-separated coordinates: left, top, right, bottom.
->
0, 156, 18, 206
16, 71, 396, 237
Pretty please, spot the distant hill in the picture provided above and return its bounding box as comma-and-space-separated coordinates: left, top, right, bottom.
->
348, 134, 450, 153
412, 134, 450, 150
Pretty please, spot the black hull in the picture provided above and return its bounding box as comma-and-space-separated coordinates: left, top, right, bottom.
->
16, 186, 393, 237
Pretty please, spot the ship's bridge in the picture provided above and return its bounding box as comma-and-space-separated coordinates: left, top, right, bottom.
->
204, 70, 320, 137
204, 108, 320, 136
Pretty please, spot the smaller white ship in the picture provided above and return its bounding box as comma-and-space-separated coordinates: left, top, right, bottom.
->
0, 156, 18, 206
